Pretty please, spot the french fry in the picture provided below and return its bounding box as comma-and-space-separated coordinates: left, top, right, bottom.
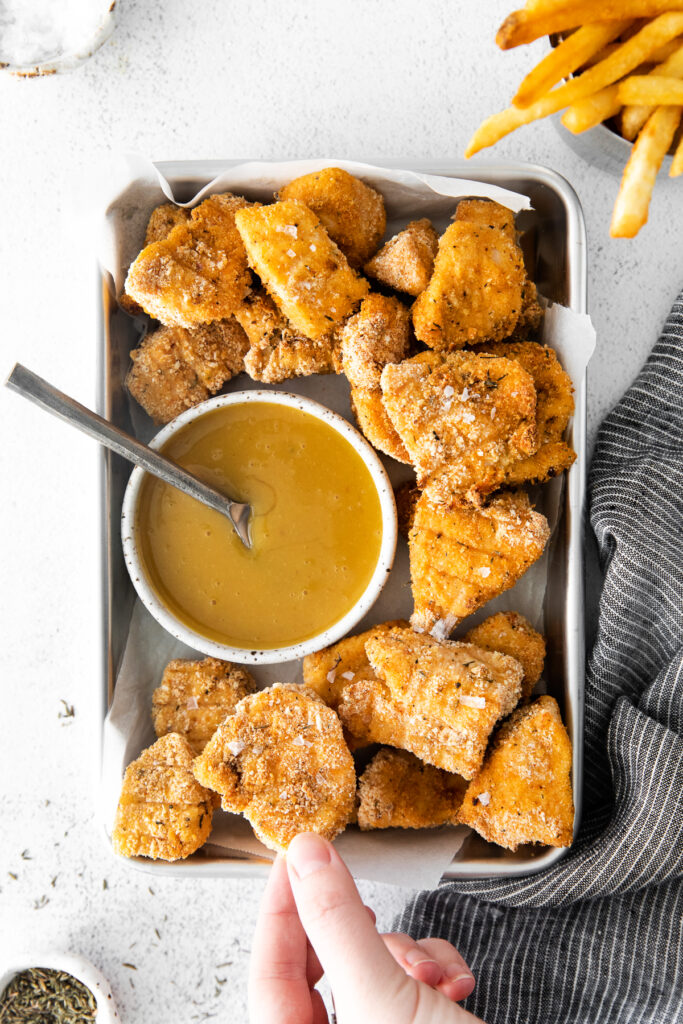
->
562, 83, 621, 133
619, 73, 683, 102
621, 43, 683, 138
513, 21, 632, 108
610, 104, 682, 237
468, 14, 683, 155
670, 133, 683, 174
497, 3, 683, 50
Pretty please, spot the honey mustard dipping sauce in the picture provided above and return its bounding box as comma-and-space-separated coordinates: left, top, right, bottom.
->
135, 400, 385, 651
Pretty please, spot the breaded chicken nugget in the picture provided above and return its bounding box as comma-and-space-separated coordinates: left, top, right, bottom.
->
350, 387, 410, 462
463, 611, 545, 697
409, 489, 550, 633
278, 167, 386, 268
176, 318, 249, 391
480, 340, 576, 486
366, 627, 523, 778
364, 218, 438, 296
454, 198, 517, 235
381, 350, 538, 502
234, 200, 369, 340
152, 657, 257, 755
125, 192, 254, 328
144, 202, 192, 245
235, 291, 335, 383
302, 620, 408, 708
458, 696, 574, 850
357, 748, 466, 830
412, 202, 527, 350
112, 733, 213, 861
340, 294, 411, 390
125, 326, 210, 424
394, 481, 421, 537
192, 684, 356, 853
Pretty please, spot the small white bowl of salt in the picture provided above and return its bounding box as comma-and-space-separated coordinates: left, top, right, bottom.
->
0, 0, 115, 76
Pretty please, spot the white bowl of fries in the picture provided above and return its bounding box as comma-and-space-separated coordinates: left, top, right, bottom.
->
467, 1, 683, 237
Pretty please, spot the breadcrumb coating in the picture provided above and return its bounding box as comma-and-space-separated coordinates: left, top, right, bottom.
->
144, 203, 192, 245
381, 350, 538, 502
364, 218, 438, 296
463, 611, 546, 697
112, 733, 214, 861
235, 291, 335, 383
409, 489, 550, 632
152, 657, 257, 754
176, 318, 249, 391
125, 192, 254, 328
192, 684, 356, 853
340, 294, 411, 391
126, 326, 210, 424
235, 200, 369, 340
278, 167, 386, 268
357, 748, 466, 830
458, 695, 574, 851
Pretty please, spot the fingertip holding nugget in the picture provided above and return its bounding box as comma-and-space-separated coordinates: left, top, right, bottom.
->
192, 684, 356, 853
357, 748, 466, 831
458, 695, 574, 850
112, 733, 214, 861
463, 611, 546, 697
364, 218, 438, 296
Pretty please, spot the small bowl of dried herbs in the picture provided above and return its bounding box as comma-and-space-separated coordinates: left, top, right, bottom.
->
0, 953, 118, 1022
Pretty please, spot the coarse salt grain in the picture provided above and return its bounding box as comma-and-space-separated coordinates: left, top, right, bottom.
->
341, 671, 355, 681
252, 745, 264, 756
310, 244, 317, 252
293, 735, 306, 746
443, 385, 455, 398
227, 740, 245, 756
326, 669, 337, 684
286, 248, 296, 258
477, 791, 491, 806
459, 387, 469, 401
462, 411, 475, 424
186, 696, 199, 710
283, 224, 298, 237
478, 566, 491, 577
460, 695, 486, 709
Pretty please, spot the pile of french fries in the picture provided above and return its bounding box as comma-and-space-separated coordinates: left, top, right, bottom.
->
466, 1, 683, 238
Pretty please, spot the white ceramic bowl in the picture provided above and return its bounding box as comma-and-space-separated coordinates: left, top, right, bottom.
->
0, 952, 118, 1022
121, 390, 398, 665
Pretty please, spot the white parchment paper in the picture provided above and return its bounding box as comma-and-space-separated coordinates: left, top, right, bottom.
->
100, 158, 596, 888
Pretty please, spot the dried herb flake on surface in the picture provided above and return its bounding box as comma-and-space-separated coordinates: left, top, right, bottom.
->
0, 967, 97, 1023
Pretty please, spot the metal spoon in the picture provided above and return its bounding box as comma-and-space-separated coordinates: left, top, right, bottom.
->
5, 363, 253, 548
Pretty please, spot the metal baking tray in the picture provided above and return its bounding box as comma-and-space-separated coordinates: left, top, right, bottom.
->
98, 160, 586, 880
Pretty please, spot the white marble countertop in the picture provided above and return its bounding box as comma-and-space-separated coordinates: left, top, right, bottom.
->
1, 1, 681, 1020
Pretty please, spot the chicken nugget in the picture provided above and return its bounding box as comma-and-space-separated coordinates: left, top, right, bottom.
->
409, 489, 550, 632
235, 291, 335, 383
458, 696, 574, 851
480, 340, 576, 486
340, 294, 411, 390
357, 748, 466, 830
125, 192, 253, 328
126, 326, 210, 424
366, 627, 523, 778
454, 198, 516, 236
192, 684, 356, 852
364, 218, 438, 296
144, 202, 192, 245
175, 318, 249, 391
234, 200, 369, 340
463, 611, 545, 697
381, 350, 538, 502
350, 388, 410, 462
412, 203, 527, 351
152, 657, 257, 755
278, 167, 386, 268
302, 620, 408, 708
111, 733, 213, 861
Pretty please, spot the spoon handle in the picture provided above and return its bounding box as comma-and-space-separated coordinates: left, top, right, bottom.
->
5, 363, 252, 547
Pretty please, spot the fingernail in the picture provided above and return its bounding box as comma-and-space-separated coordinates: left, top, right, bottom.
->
287, 833, 332, 880
405, 948, 440, 967
445, 964, 474, 983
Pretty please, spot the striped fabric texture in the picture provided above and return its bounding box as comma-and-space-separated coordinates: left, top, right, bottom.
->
396, 291, 683, 1022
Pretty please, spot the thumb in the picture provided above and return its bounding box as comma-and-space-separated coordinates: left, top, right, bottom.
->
286, 833, 404, 1002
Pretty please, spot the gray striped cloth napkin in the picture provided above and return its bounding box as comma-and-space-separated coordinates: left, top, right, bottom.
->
395, 290, 683, 1023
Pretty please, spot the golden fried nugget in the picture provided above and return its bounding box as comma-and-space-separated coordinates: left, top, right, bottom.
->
454, 198, 516, 236
357, 748, 466, 830
192, 684, 356, 853
409, 489, 550, 632
463, 611, 545, 697
395, 481, 421, 537
175, 317, 249, 391
112, 733, 213, 861
234, 200, 369, 340
125, 192, 253, 328
366, 627, 523, 778
412, 205, 527, 350
350, 388, 410, 462
152, 657, 257, 755
235, 291, 335, 383
458, 696, 574, 851
278, 167, 386, 267
340, 294, 412, 390
364, 218, 438, 296
381, 350, 538, 502
302, 620, 408, 708
480, 340, 576, 486
144, 203, 192, 245
126, 326, 210, 424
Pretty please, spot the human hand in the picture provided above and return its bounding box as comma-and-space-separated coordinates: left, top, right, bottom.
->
249, 832, 485, 1024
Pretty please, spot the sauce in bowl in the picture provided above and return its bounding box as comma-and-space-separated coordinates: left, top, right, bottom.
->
134, 399, 386, 652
